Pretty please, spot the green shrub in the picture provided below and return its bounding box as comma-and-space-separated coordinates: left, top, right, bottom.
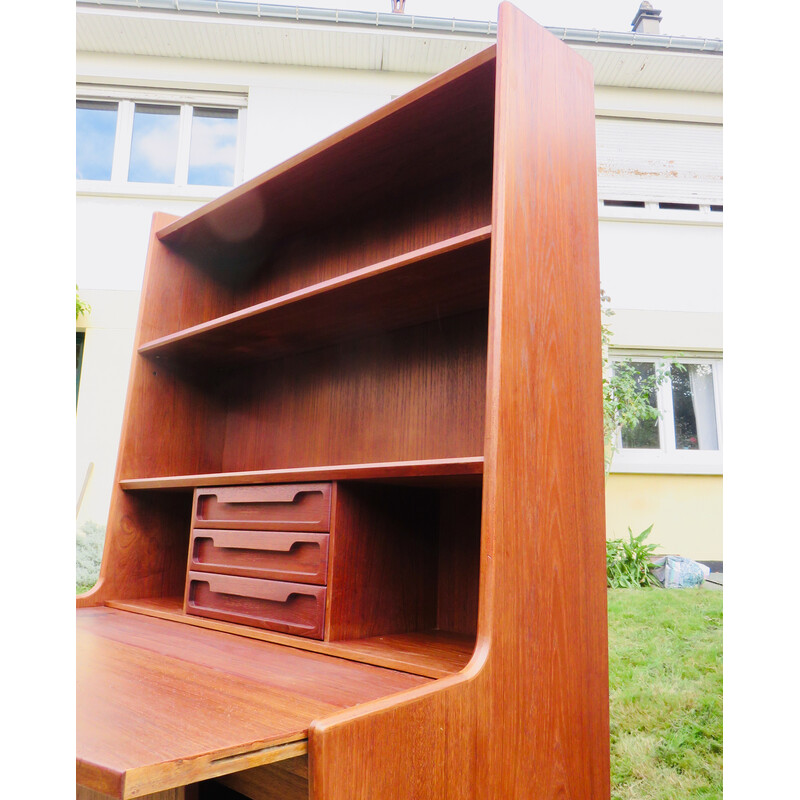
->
76, 285, 91, 319
77, 520, 105, 592
607, 524, 660, 588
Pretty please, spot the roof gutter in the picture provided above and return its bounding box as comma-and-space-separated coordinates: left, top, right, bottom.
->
76, 0, 723, 53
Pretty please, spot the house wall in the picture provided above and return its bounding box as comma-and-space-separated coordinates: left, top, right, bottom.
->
76, 50, 723, 561
606, 474, 723, 561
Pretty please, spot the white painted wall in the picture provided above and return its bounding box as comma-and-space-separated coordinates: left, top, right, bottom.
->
599, 220, 722, 313
75, 50, 723, 530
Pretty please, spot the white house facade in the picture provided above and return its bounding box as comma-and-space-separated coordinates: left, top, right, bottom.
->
76, 0, 723, 560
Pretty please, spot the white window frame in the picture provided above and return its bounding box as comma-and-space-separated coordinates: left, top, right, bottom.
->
609, 351, 723, 475
76, 85, 247, 199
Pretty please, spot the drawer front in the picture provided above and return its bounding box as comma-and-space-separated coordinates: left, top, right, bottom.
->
189, 529, 329, 585
185, 572, 326, 639
194, 483, 331, 531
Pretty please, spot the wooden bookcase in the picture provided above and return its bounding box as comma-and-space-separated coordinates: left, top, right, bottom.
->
77, 5, 609, 800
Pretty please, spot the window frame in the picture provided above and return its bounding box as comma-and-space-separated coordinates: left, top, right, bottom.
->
609, 351, 723, 475
76, 85, 247, 197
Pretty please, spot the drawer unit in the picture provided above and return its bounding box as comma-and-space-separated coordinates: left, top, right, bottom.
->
193, 483, 331, 532
185, 572, 326, 639
189, 529, 329, 585
185, 483, 332, 639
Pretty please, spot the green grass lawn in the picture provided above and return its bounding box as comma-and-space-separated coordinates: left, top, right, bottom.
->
608, 588, 722, 800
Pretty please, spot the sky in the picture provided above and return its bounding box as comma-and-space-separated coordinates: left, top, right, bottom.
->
271, 0, 723, 39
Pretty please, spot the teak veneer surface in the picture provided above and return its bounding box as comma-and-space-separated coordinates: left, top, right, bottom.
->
105, 597, 474, 679
139, 228, 491, 368
118, 457, 484, 491
306, 6, 609, 800
213, 756, 309, 800
77, 608, 427, 798
78, 7, 609, 799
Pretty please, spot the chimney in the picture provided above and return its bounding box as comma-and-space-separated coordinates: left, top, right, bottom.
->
631, 1, 662, 34
390, 0, 406, 13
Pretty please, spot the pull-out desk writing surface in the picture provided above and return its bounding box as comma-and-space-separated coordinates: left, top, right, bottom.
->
76, 608, 428, 799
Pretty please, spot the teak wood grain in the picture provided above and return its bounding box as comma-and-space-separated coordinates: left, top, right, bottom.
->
118, 456, 484, 491
106, 596, 474, 678
307, 6, 609, 799
139, 228, 491, 368
212, 756, 308, 800
76, 608, 427, 798
215, 309, 487, 474
77, 786, 194, 800
77, 5, 609, 799
185, 572, 327, 638
188, 529, 330, 584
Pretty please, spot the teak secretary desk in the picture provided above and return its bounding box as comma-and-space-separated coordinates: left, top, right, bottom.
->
76, 4, 610, 799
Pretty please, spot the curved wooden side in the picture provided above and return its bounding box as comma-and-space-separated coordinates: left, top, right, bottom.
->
78, 211, 201, 608
308, 5, 609, 799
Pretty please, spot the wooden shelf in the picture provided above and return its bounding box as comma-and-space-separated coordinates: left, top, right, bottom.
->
107, 598, 475, 680
156, 48, 496, 273
139, 227, 491, 367
119, 456, 484, 491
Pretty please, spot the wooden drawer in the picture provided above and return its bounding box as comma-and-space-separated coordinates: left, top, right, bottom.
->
193, 483, 331, 531
189, 529, 329, 585
185, 572, 326, 639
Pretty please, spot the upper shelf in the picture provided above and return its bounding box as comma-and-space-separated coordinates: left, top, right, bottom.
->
139, 226, 491, 367
155, 47, 496, 273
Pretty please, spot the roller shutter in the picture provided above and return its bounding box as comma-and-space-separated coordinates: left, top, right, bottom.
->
596, 118, 722, 205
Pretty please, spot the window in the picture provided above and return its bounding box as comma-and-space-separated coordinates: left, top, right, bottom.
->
611, 355, 722, 474
128, 104, 181, 184
76, 101, 117, 180
76, 88, 246, 192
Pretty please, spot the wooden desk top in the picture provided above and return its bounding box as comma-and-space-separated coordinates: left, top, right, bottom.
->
77, 607, 428, 799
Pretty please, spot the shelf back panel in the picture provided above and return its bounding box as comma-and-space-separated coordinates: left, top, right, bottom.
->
218, 309, 488, 474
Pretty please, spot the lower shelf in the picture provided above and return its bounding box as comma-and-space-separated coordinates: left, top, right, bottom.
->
107, 596, 475, 679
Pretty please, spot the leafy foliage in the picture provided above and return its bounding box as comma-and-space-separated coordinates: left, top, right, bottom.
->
76, 285, 91, 320
601, 290, 672, 473
76, 520, 105, 592
607, 524, 661, 588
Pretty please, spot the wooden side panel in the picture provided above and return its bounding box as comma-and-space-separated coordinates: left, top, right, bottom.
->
78, 214, 225, 607
309, 6, 608, 799
479, 5, 609, 797
326, 484, 439, 641
77, 490, 193, 607
118, 214, 228, 482
436, 486, 482, 636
